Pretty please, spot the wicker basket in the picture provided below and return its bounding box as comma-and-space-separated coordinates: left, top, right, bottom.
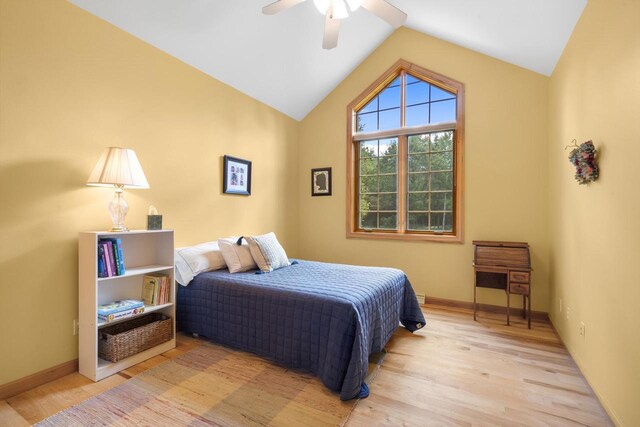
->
98, 313, 172, 362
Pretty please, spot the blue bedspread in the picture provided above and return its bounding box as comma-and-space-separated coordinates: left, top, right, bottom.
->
176, 259, 425, 400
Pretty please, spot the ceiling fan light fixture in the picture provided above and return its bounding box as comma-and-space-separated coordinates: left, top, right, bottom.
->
313, 0, 330, 14
331, 0, 349, 18
345, 0, 361, 11
265, 0, 407, 50
313, 0, 350, 19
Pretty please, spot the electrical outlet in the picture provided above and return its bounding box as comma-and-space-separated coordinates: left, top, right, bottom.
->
580, 322, 586, 338
566, 306, 571, 320
73, 320, 79, 336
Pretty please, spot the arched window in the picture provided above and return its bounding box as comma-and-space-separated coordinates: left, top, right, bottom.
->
346, 60, 464, 242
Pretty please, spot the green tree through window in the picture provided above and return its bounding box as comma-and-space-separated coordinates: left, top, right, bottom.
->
359, 138, 398, 229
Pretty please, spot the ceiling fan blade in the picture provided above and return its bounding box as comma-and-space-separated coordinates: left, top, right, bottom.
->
360, 0, 407, 28
262, 0, 305, 15
323, 11, 340, 49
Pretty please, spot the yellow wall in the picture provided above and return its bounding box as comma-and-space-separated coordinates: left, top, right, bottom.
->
0, 0, 298, 385
548, 0, 640, 425
298, 28, 550, 311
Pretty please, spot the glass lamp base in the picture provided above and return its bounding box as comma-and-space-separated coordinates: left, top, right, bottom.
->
108, 186, 130, 232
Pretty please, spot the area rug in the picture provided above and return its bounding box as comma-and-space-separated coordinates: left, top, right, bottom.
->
37, 341, 385, 426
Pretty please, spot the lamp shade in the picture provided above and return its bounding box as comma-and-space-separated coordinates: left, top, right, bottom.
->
87, 147, 149, 188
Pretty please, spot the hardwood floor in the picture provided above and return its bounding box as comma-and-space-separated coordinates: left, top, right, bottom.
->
0, 304, 611, 426
348, 306, 612, 426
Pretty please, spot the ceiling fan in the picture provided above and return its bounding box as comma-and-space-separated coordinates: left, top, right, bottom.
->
262, 0, 407, 49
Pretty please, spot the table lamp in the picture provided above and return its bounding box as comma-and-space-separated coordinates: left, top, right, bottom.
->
87, 147, 149, 232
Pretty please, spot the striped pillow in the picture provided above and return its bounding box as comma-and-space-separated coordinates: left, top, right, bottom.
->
245, 232, 290, 273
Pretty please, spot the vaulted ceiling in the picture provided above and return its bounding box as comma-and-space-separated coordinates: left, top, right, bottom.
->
68, 0, 586, 120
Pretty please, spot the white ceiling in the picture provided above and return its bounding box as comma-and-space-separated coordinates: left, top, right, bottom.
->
68, 0, 586, 121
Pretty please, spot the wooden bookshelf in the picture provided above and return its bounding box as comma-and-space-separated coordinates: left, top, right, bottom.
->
79, 230, 176, 381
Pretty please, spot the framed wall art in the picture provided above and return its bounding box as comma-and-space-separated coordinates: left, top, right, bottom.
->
311, 167, 332, 196
223, 155, 251, 195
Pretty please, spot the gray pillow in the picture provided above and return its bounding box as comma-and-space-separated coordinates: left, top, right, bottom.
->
245, 232, 290, 273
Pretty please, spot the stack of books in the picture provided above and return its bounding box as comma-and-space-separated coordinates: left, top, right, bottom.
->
98, 238, 126, 278
98, 299, 145, 323
141, 274, 170, 306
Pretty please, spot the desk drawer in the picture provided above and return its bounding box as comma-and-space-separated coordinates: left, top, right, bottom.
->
509, 271, 530, 283
510, 283, 530, 295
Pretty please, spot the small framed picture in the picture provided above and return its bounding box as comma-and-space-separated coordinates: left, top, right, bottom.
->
311, 167, 332, 197
223, 155, 252, 196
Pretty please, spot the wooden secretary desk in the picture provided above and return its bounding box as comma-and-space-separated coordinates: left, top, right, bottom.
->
472, 241, 532, 328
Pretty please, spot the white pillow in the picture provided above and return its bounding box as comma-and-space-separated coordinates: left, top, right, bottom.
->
245, 232, 290, 273
218, 237, 257, 273
174, 241, 226, 286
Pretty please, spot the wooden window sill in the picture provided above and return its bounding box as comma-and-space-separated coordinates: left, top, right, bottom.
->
346, 230, 463, 243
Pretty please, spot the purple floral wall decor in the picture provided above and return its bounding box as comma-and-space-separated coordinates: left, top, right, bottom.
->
568, 140, 599, 185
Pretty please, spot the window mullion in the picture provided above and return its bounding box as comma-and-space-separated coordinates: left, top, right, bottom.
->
353, 122, 456, 141
400, 70, 406, 128
398, 134, 407, 233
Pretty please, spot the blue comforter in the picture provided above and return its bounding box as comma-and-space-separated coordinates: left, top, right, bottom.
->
176, 260, 425, 400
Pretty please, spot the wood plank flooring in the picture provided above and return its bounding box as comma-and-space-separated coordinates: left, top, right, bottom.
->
347, 306, 611, 426
0, 304, 612, 426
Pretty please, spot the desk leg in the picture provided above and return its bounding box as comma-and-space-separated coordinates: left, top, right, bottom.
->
528, 293, 532, 329
473, 278, 477, 321
522, 295, 526, 319
506, 290, 510, 326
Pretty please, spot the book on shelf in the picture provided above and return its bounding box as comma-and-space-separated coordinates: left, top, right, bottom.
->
141, 274, 170, 306
161, 278, 167, 303
96, 238, 126, 277
100, 242, 110, 277
97, 244, 108, 278
141, 276, 157, 305
101, 238, 126, 275
105, 240, 117, 276
98, 299, 144, 316
99, 306, 145, 323
161, 275, 170, 304
105, 241, 117, 276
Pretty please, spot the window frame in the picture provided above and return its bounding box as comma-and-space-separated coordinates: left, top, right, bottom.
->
346, 59, 465, 243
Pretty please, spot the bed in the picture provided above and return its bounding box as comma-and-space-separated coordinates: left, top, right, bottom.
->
176, 259, 425, 400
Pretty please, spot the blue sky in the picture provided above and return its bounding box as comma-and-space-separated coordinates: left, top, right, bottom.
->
357, 76, 456, 133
